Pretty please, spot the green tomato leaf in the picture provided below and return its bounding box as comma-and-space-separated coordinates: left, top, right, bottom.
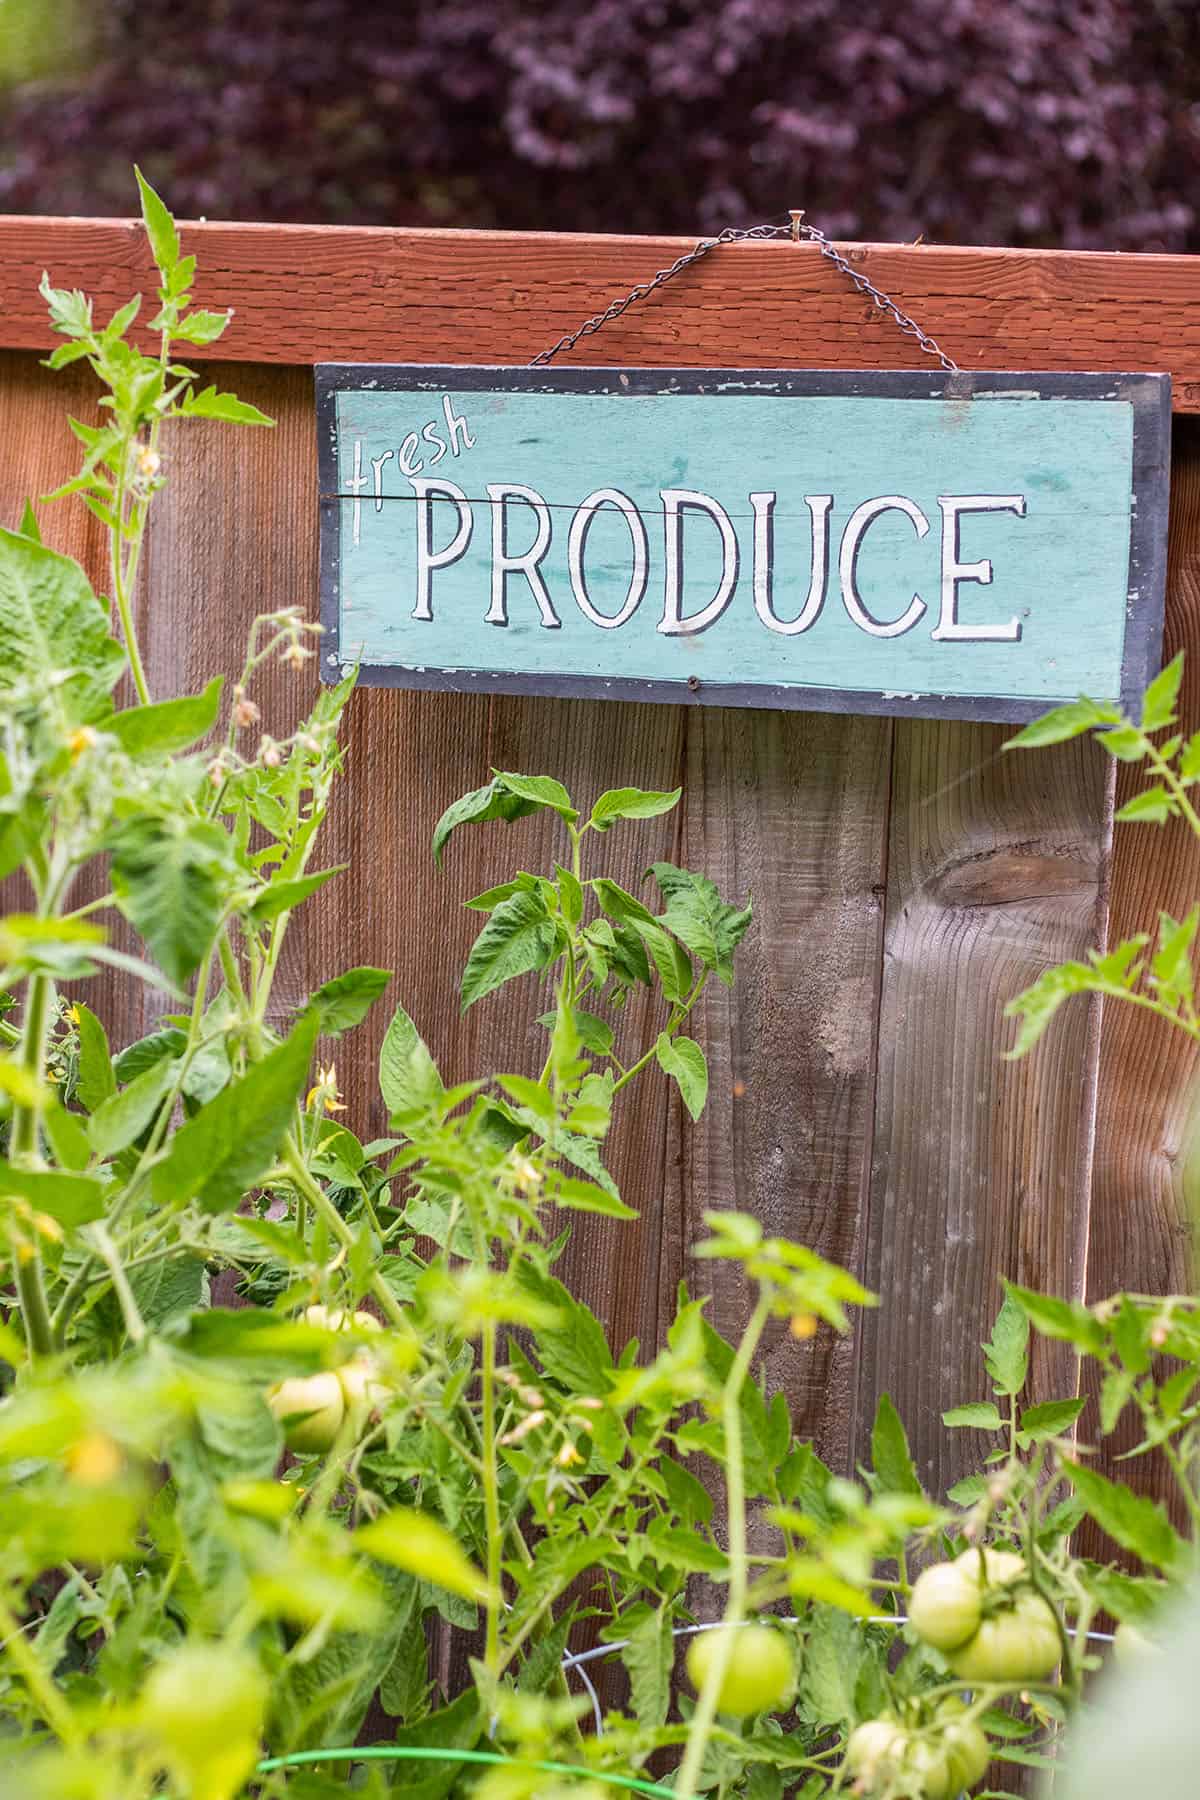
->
150, 1012, 318, 1214
0, 527, 124, 723
432, 778, 545, 867
108, 676, 224, 756
870, 1392, 923, 1494
648, 863, 752, 985
379, 1001, 444, 1125
246, 865, 347, 926
1005, 698, 1111, 750
494, 770, 577, 821
1004, 1280, 1107, 1354
306, 966, 391, 1036
135, 164, 180, 281
1114, 786, 1176, 824
42, 1100, 91, 1172
1017, 1396, 1087, 1446
589, 785, 682, 831
984, 1290, 1030, 1396
176, 384, 274, 426
1140, 652, 1184, 733
0, 1161, 105, 1226
73, 1001, 116, 1112
1063, 1461, 1188, 1573
942, 1402, 1004, 1430
460, 889, 558, 1012
355, 1509, 492, 1602
173, 309, 232, 346
87, 1054, 177, 1157
108, 813, 235, 987
654, 1032, 708, 1121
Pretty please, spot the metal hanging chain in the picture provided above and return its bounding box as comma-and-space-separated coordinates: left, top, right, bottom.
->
530, 210, 959, 373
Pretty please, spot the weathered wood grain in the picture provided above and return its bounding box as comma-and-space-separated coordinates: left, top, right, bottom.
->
1084, 417, 1200, 1520
853, 720, 1111, 1493
660, 707, 892, 1472
3, 216, 1200, 408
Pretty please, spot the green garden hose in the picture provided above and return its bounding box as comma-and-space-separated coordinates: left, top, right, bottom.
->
255, 1744, 676, 1796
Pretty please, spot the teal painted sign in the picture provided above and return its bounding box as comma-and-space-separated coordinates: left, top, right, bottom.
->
316, 366, 1170, 722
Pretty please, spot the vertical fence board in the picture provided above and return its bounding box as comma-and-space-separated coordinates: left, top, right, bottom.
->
661, 709, 892, 1468
854, 721, 1111, 1492
1086, 420, 1200, 1516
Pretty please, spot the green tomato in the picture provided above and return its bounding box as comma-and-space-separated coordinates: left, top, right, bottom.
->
142, 1643, 267, 1799
938, 1707, 991, 1790
303, 1303, 382, 1333
267, 1371, 345, 1454
947, 1591, 1061, 1685
909, 1561, 984, 1651
685, 1623, 795, 1718
954, 1545, 1026, 1588
846, 1718, 906, 1785
905, 1738, 959, 1800
337, 1352, 392, 1415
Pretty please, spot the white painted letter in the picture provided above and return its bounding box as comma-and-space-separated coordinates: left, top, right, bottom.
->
659, 489, 739, 635
839, 495, 930, 638
751, 491, 833, 635
411, 477, 473, 621
371, 449, 394, 513
347, 437, 369, 547
443, 394, 475, 456
568, 489, 647, 628
399, 432, 424, 478
933, 494, 1026, 642
485, 484, 559, 628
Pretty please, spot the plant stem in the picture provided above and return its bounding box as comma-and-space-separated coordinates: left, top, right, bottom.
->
89, 1222, 146, 1344
283, 1140, 407, 1330
675, 1295, 771, 1800
10, 972, 55, 1361
111, 451, 152, 706
481, 1316, 503, 1674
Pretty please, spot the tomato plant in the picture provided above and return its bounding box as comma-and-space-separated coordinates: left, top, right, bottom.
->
0, 173, 1198, 1800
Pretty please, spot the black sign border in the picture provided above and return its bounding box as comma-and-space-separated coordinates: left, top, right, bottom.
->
315, 364, 1171, 724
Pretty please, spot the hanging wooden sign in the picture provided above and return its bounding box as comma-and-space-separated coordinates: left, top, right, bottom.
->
316, 365, 1170, 723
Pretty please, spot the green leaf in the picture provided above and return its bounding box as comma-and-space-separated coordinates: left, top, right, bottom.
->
17, 500, 40, 543
520, 1261, 614, 1394
654, 1033, 708, 1121
135, 164, 180, 280
798, 1606, 863, 1726
555, 862, 583, 927
591, 877, 657, 926
1016, 1396, 1086, 1445
87, 1054, 177, 1157
150, 1013, 317, 1214
648, 863, 752, 984
113, 1027, 186, 1085
73, 1002, 115, 1112
460, 889, 558, 1012
108, 814, 234, 987
1115, 786, 1176, 824
946, 1474, 988, 1505
545, 1171, 638, 1219
1097, 723, 1150, 762
0, 527, 124, 722
536, 1007, 613, 1057
1005, 698, 1110, 749
619, 1609, 673, 1729
432, 779, 544, 868
173, 309, 232, 346
1004, 1281, 1106, 1354
633, 916, 693, 1002
1063, 1459, 1187, 1572
176, 385, 274, 427
870, 1392, 922, 1493
307, 966, 391, 1036
1140, 653, 1184, 732
494, 770, 577, 820
589, 786, 682, 831
109, 677, 224, 756
1150, 907, 1199, 1011
42, 1100, 90, 1171
943, 1402, 1004, 1430
355, 1509, 492, 1601
379, 1002, 444, 1124
984, 1291, 1029, 1395
0, 1161, 104, 1226
247, 865, 346, 926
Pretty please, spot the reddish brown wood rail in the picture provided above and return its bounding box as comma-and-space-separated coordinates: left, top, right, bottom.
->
2, 216, 1200, 408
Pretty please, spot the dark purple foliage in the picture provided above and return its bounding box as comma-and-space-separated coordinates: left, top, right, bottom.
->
3, 0, 1199, 248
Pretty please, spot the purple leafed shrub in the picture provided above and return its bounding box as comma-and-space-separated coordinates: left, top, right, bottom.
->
2, 0, 1198, 248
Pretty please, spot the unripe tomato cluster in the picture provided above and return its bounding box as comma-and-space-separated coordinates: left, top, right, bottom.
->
909, 1546, 1061, 1685
847, 1699, 990, 1799
266, 1305, 393, 1455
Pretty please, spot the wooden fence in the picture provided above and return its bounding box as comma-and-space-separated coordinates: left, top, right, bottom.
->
2, 219, 1199, 1513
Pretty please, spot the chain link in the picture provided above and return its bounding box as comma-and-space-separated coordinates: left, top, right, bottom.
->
530, 213, 958, 374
